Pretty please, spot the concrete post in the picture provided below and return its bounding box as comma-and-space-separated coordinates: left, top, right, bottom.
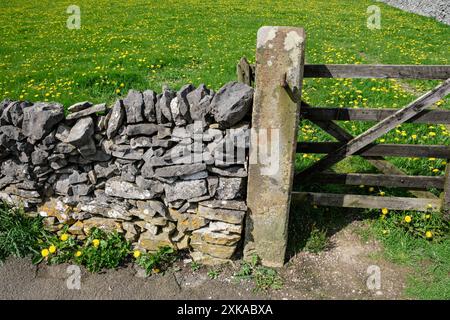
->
243, 26, 306, 267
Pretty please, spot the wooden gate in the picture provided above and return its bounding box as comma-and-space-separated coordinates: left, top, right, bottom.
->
241, 26, 450, 267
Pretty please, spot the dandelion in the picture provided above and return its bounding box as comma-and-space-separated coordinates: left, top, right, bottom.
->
41, 249, 49, 257
153, 268, 161, 273
381, 208, 388, 215
428, 132, 436, 137
49, 245, 56, 254
92, 239, 100, 248
425, 214, 431, 219
404, 215, 412, 223
60, 234, 69, 241
411, 134, 417, 140
75, 251, 82, 257
115, 88, 120, 94
379, 191, 385, 196
133, 250, 141, 258
425, 231, 433, 239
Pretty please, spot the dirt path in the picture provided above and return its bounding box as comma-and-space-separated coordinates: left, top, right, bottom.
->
0, 221, 407, 300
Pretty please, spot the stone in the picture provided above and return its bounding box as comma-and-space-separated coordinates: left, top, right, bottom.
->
112, 148, 144, 160
154, 163, 206, 178
0, 176, 14, 189
123, 222, 140, 242
77, 138, 97, 157
68, 171, 89, 184
175, 235, 190, 250
164, 179, 207, 202
172, 84, 194, 126
68, 101, 93, 113
106, 100, 125, 139
135, 176, 164, 194
130, 137, 152, 149
216, 177, 245, 200
156, 88, 175, 125
207, 166, 247, 177
54, 142, 76, 154
187, 84, 214, 124
190, 239, 236, 259
211, 81, 253, 128
180, 170, 208, 180
157, 126, 172, 139
1, 101, 30, 126
208, 221, 243, 235
192, 228, 241, 246
80, 201, 132, 220
124, 89, 144, 123
68, 221, 85, 236
199, 199, 247, 211
168, 208, 208, 233
197, 206, 245, 224
120, 163, 139, 183
22, 102, 65, 143
38, 199, 72, 223
94, 162, 118, 178
136, 199, 168, 218
55, 124, 71, 142
143, 90, 157, 122
66, 117, 95, 147
31, 148, 49, 165
206, 176, 219, 196
171, 126, 191, 140
138, 230, 174, 252
66, 103, 106, 120
126, 123, 158, 136
83, 217, 123, 234
189, 251, 231, 266
105, 177, 157, 200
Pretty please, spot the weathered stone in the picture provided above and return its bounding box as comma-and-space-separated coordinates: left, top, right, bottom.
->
172, 84, 195, 126
124, 89, 144, 123
143, 90, 157, 122
105, 177, 157, 200
66, 117, 95, 147
106, 100, 125, 139
120, 163, 139, 183
83, 217, 123, 234
187, 84, 214, 124
136, 199, 168, 218
135, 176, 164, 194
180, 170, 208, 180
1, 101, 30, 126
189, 251, 231, 266
130, 137, 152, 149
164, 179, 207, 202
126, 123, 158, 136
138, 230, 174, 252
207, 166, 247, 177
197, 205, 245, 224
192, 228, 241, 246
94, 162, 118, 178
55, 124, 71, 142
68, 101, 93, 113
208, 221, 243, 235
22, 102, 65, 143
77, 137, 97, 157
66, 103, 106, 120
151, 137, 172, 148
171, 127, 191, 140
53, 142, 76, 154
31, 148, 49, 165
122, 222, 140, 242
154, 163, 206, 178
68, 221, 85, 236
112, 148, 144, 160
0, 176, 14, 189
168, 208, 208, 233
80, 201, 132, 220
190, 239, 236, 259
199, 199, 247, 211
156, 88, 175, 126
38, 199, 72, 223
68, 171, 89, 184
216, 177, 245, 200
211, 82, 253, 128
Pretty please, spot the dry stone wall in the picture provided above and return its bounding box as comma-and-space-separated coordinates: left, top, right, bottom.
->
0, 81, 253, 265
378, 0, 449, 25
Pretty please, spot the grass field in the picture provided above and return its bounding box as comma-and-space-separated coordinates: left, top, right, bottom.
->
1, 0, 449, 299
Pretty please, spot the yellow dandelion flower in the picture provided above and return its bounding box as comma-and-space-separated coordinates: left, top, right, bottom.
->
60, 234, 69, 242
153, 268, 160, 274
425, 231, 433, 239
92, 239, 100, 248
133, 250, 141, 258
411, 134, 417, 140
48, 245, 56, 254
379, 191, 385, 196
381, 208, 388, 215
75, 251, 82, 257
428, 132, 436, 137
41, 249, 49, 257
404, 215, 412, 223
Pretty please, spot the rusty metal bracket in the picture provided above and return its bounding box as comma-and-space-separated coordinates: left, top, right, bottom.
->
280, 73, 302, 104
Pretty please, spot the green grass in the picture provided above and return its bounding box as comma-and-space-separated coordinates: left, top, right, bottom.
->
1, 0, 449, 299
